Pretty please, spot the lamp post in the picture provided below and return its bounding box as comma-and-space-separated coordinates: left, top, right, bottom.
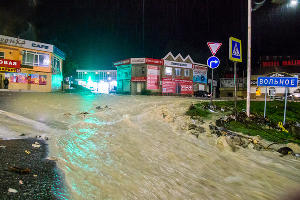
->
246, 0, 252, 117
246, 0, 296, 117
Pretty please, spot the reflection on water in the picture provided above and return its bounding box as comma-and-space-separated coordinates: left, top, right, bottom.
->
0, 93, 300, 200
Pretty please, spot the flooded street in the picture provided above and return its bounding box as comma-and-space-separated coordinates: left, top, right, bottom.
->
0, 92, 300, 200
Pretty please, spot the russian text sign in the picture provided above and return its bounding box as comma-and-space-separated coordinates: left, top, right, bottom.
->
257, 77, 298, 87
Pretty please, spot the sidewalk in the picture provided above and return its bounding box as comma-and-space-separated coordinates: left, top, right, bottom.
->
0, 138, 69, 199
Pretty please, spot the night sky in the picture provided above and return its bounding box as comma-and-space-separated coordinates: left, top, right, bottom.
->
1, 0, 300, 76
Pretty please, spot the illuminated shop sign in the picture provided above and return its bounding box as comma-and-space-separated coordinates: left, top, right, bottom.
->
131, 77, 147, 82
131, 58, 146, 64
0, 58, 21, 68
0, 67, 18, 72
146, 58, 163, 65
113, 59, 131, 66
164, 60, 193, 69
0, 35, 54, 52
261, 57, 300, 67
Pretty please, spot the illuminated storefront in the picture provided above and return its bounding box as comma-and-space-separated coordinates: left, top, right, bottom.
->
0, 35, 65, 92
114, 53, 208, 95
114, 58, 163, 95
76, 69, 117, 94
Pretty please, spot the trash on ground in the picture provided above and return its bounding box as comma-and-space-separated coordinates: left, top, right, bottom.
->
19, 180, 23, 185
0, 145, 6, 148
32, 142, 41, 148
25, 150, 31, 154
33, 174, 37, 177
9, 166, 31, 174
8, 188, 18, 193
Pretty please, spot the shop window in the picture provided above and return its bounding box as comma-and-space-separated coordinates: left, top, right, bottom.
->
165, 67, 172, 75
184, 69, 190, 77
51, 56, 61, 73
175, 68, 181, 76
0, 52, 4, 59
22, 50, 50, 67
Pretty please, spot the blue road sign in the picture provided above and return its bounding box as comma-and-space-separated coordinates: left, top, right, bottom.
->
257, 77, 298, 87
207, 56, 220, 69
229, 37, 242, 62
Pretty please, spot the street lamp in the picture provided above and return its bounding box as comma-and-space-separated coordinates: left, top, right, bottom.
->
290, 0, 298, 6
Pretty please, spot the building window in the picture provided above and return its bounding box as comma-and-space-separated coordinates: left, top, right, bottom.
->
51, 56, 61, 73
165, 67, 172, 75
184, 69, 190, 77
175, 68, 181, 76
22, 50, 50, 67
141, 67, 145, 75
0, 52, 4, 59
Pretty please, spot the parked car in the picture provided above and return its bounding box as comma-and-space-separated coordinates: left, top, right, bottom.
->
194, 90, 211, 98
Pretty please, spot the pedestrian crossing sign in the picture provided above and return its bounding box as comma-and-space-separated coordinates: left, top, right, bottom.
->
229, 37, 242, 62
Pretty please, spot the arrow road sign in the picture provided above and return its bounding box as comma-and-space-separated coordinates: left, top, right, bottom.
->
207, 42, 222, 56
207, 56, 220, 69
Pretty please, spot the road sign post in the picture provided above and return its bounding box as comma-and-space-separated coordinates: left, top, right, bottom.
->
234, 62, 237, 119
264, 86, 267, 118
257, 76, 298, 126
229, 37, 242, 119
211, 69, 214, 105
283, 87, 288, 125
207, 56, 220, 106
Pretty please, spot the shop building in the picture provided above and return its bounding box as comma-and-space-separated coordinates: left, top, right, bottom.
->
76, 69, 117, 93
114, 58, 163, 94
114, 52, 208, 95
162, 52, 208, 95
0, 35, 65, 92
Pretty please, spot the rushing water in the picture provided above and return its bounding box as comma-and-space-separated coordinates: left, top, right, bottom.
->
0, 92, 300, 200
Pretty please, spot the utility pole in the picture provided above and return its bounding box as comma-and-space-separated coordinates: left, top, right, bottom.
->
246, 0, 252, 117
142, 0, 145, 56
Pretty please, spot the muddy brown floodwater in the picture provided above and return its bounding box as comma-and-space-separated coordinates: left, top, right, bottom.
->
0, 92, 300, 200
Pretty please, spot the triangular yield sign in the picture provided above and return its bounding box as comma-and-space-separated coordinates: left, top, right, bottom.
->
207, 42, 222, 56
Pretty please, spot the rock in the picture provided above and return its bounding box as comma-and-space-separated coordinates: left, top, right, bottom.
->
20, 133, 26, 136
191, 131, 199, 138
288, 126, 300, 139
63, 113, 72, 117
96, 106, 102, 110
241, 138, 251, 148
253, 143, 264, 151
216, 136, 237, 151
79, 111, 90, 115
277, 147, 294, 156
287, 143, 300, 153
248, 143, 255, 149
232, 136, 244, 146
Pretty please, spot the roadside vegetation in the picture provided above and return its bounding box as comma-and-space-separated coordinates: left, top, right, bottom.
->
187, 100, 300, 144
186, 104, 211, 118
